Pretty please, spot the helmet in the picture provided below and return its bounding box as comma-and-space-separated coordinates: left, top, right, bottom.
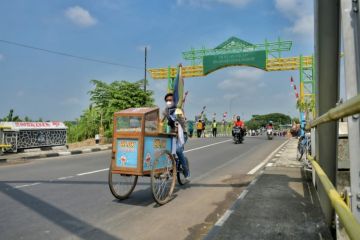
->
236, 116, 240, 121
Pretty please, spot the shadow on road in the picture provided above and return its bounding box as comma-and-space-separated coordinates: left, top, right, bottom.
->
0, 180, 251, 188
0, 182, 121, 240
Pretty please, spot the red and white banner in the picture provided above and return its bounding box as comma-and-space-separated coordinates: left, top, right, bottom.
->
0, 122, 67, 130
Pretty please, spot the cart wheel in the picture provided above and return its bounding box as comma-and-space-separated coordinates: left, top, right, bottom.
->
108, 163, 138, 200
177, 156, 190, 185
151, 150, 176, 205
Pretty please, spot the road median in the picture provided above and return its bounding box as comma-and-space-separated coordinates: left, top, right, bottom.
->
1, 144, 112, 164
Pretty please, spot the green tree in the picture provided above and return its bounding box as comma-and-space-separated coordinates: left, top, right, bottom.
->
2, 109, 21, 122
66, 79, 155, 142
245, 113, 291, 130
24, 116, 32, 122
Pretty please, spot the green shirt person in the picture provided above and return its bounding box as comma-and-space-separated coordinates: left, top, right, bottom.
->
212, 120, 217, 137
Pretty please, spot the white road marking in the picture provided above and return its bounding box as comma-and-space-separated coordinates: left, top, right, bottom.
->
247, 140, 289, 175
307, 182, 314, 204
14, 182, 41, 189
215, 210, 233, 226
238, 189, 249, 199
76, 168, 109, 176
250, 178, 258, 186
184, 139, 232, 153
57, 176, 74, 180
192, 145, 258, 183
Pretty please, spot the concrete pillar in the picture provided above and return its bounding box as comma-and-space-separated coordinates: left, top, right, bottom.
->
314, 0, 340, 226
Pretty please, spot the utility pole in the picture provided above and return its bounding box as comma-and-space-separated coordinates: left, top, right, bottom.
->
144, 46, 147, 93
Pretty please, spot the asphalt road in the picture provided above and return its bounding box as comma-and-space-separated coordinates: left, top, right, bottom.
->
0, 135, 286, 240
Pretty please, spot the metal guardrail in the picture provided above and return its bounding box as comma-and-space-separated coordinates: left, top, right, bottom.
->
308, 155, 360, 239
306, 94, 360, 130
0, 144, 11, 148
305, 93, 360, 239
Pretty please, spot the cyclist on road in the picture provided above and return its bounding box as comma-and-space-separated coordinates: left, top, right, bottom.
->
161, 92, 190, 180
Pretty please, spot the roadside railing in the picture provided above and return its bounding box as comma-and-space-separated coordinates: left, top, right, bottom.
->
305, 94, 360, 239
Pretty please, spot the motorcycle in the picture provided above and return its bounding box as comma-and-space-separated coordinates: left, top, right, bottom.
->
232, 126, 244, 144
267, 128, 273, 140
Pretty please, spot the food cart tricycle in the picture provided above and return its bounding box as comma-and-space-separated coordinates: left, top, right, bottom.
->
108, 107, 189, 205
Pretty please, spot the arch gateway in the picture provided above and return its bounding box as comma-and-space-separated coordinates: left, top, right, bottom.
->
148, 37, 315, 126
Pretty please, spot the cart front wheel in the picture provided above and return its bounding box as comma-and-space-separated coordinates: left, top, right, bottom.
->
177, 156, 189, 185
108, 163, 138, 200
151, 150, 176, 205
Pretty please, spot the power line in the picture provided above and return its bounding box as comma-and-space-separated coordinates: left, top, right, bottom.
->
0, 39, 142, 69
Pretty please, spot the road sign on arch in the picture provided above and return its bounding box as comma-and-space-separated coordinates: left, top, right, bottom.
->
202, 50, 266, 74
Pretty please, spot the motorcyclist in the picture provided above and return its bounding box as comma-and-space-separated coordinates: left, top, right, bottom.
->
232, 116, 245, 136
267, 121, 273, 129
234, 116, 244, 128
161, 92, 190, 180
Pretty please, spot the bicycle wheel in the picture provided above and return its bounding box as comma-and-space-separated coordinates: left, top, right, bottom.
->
296, 143, 304, 161
151, 150, 176, 205
108, 163, 138, 200
177, 156, 190, 185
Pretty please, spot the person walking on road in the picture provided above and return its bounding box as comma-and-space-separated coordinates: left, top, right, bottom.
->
212, 120, 217, 137
202, 120, 206, 138
196, 119, 203, 138
188, 120, 194, 138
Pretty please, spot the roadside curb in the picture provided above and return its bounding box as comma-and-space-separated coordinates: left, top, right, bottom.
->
204, 139, 290, 240
6, 145, 112, 162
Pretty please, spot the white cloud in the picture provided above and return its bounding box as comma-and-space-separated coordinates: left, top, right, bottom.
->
65, 6, 97, 27
288, 14, 314, 36
228, 68, 264, 80
0, 54, 4, 61
62, 97, 82, 105
153, 80, 167, 91
202, 97, 214, 104
217, 0, 250, 7
218, 68, 265, 89
16, 90, 24, 97
176, 0, 250, 8
275, 0, 314, 38
257, 82, 266, 88
136, 45, 151, 52
223, 93, 239, 100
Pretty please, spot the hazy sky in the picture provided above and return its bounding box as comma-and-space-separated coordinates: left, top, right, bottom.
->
0, 0, 317, 121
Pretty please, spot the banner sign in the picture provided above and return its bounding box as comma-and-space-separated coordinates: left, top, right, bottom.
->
116, 139, 138, 168
0, 122, 67, 130
143, 137, 172, 171
203, 50, 266, 75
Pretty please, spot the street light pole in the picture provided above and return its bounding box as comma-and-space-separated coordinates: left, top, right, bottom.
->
229, 98, 235, 118
144, 46, 147, 93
